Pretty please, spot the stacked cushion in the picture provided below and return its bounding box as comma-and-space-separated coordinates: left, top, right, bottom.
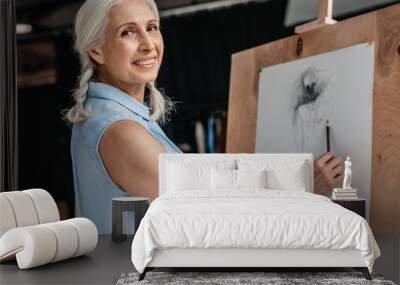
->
24, 189, 60, 224
0, 189, 98, 269
0, 218, 97, 269
0, 195, 17, 237
0, 189, 59, 237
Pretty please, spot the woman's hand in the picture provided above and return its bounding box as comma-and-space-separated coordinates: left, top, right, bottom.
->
314, 152, 344, 195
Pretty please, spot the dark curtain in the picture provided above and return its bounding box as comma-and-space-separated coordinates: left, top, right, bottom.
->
160, 0, 289, 108
18, 32, 78, 218
0, 0, 18, 192
158, 0, 290, 147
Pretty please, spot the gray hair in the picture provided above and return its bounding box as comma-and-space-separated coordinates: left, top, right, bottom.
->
63, 0, 175, 125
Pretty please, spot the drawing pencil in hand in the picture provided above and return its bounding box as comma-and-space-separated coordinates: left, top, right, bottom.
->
326, 120, 330, 152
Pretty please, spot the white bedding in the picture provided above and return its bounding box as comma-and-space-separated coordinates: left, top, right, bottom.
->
131, 190, 380, 273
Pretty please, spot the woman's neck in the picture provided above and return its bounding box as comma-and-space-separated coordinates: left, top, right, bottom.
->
97, 73, 145, 104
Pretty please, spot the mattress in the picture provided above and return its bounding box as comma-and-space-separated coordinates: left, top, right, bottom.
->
131, 189, 380, 273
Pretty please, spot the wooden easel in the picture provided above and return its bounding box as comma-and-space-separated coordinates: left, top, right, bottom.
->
226, 3, 400, 235
295, 0, 337, 34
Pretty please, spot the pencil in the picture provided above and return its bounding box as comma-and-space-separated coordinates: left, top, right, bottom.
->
326, 120, 330, 152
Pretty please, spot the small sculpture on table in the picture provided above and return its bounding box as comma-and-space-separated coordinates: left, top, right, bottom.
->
342, 156, 352, 189
332, 156, 358, 200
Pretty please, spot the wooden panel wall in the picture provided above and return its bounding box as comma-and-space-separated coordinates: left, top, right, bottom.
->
370, 6, 400, 235
226, 4, 400, 235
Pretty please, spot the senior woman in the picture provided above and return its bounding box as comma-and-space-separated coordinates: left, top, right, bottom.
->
66, 0, 181, 233
66, 0, 343, 234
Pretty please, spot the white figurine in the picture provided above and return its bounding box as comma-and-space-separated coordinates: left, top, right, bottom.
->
342, 156, 352, 189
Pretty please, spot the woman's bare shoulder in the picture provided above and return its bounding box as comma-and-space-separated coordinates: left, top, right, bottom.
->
103, 120, 149, 143
99, 120, 166, 159
98, 120, 166, 195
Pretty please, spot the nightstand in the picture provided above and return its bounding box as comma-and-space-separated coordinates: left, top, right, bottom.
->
112, 197, 150, 242
332, 198, 366, 218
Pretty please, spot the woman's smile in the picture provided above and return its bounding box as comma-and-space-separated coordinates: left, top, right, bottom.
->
133, 56, 157, 68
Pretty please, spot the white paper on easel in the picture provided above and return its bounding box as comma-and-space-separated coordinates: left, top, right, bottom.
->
256, 42, 374, 219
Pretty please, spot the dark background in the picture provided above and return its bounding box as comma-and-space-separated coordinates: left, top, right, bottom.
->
15, 0, 398, 218
3, 1, 398, 283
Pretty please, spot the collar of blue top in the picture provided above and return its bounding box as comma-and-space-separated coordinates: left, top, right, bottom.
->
87, 81, 151, 122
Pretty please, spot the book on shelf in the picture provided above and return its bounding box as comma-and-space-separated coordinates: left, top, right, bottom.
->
333, 188, 357, 193
333, 193, 358, 197
332, 193, 359, 200
332, 196, 360, 200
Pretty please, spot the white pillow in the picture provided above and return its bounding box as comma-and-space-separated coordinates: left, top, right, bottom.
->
211, 168, 236, 190
266, 168, 306, 191
166, 162, 211, 191
211, 168, 268, 190
237, 159, 308, 191
165, 158, 236, 170
236, 169, 268, 188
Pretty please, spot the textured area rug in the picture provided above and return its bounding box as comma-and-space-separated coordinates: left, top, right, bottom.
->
116, 271, 396, 285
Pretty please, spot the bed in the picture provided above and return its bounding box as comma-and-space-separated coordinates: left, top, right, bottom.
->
131, 154, 380, 280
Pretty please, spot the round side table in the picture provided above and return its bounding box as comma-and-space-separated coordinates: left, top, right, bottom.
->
112, 197, 150, 242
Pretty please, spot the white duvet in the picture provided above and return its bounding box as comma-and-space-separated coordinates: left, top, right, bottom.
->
131, 190, 380, 273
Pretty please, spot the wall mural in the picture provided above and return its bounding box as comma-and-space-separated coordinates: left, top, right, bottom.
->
292, 67, 331, 153
256, 42, 375, 218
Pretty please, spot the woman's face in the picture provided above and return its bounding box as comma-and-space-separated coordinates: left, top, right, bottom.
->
90, 0, 163, 87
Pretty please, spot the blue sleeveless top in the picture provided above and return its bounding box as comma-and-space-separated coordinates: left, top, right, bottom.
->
71, 81, 182, 234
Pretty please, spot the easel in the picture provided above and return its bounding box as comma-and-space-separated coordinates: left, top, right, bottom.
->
295, 0, 337, 34
226, 3, 400, 235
